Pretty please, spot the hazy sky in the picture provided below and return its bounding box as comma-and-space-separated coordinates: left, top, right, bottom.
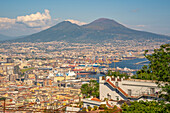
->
0, 0, 170, 37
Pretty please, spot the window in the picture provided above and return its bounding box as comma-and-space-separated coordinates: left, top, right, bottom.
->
115, 82, 118, 87
107, 93, 111, 100
116, 96, 119, 100
128, 89, 132, 96
150, 88, 155, 94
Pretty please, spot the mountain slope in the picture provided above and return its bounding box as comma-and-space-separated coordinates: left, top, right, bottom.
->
14, 21, 84, 42
0, 34, 17, 41
11, 18, 170, 43
83, 18, 126, 30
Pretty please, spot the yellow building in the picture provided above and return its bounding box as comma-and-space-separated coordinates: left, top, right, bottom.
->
54, 76, 72, 82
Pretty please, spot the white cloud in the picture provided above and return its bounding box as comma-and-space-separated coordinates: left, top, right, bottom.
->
65, 19, 87, 25
0, 18, 15, 24
16, 9, 51, 27
124, 24, 147, 31
136, 25, 146, 27
17, 9, 51, 22
132, 25, 147, 30
0, 18, 16, 29
0, 9, 53, 29
0, 9, 60, 36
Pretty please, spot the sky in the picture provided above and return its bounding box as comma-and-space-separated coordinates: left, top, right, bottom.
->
0, 0, 170, 37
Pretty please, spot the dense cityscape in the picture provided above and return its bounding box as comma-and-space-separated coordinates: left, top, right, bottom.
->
0, 39, 169, 112
0, 0, 170, 112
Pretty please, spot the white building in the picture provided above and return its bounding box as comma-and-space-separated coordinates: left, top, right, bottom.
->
65, 106, 81, 113
83, 97, 106, 108
99, 76, 160, 101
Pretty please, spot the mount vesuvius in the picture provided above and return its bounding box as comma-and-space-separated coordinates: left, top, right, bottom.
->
8, 18, 170, 43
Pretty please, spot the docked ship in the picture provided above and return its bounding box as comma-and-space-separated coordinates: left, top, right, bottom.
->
123, 56, 136, 60
113, 59, 122, 62
78, 63, 100, 67
100, 71, 106, 75
79, 71, 97, 74
56, 72, 64, 76
123, 52, 136, 60
66, 71, 76, 76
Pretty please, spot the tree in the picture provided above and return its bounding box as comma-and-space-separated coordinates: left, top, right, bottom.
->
133, 65, 157, 80
121, 100, 169, 113
23, 66, 28, 68
107, 70, 129, 79
82, 107, 86, 111
88, 106, 92, 111
125, 44, 170, 112
99, 105, 120, 113
99, 104, 107, 110
143, 44, 170, 101
93, 106, 98, 111
132, 44, 170, 101
81, 80, 99, 98
144, 44, 170, 81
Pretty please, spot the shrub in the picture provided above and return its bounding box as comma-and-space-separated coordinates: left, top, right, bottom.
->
88, 106, 92, 111
104, 106, 108, 110
94, 105, 98, 110
99, 104, 106, 109
82, 107, 86, 111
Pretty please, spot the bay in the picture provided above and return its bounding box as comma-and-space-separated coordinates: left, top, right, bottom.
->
110, 58, 149, 69
77, 58, 149, 81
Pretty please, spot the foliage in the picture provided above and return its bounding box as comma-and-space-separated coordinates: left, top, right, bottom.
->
107, 70, 129, 79
99, 104, 107, 110
23, 66, 28, 68
121, 100, 170, 113
132, 65, 157, 80
0, 97, 6, 101
145, 44, 170, 101
20, 67, 34, 73
79, 104, 81, 108
145, 44, 170, 82
113, 105, 118, 110
99, 105, 121, 113
133, 44, 170, 101
88, 106, 92, 111
104, 106, 108, 110
82, 107, 86, 111
104, 98, 109, 101
99, 110, 121, 113
81, 80, 99, 98
93, 106, 98, 110
62, 108, 66, 111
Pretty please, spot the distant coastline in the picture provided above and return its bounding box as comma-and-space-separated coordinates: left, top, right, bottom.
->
110, 58, 148, 70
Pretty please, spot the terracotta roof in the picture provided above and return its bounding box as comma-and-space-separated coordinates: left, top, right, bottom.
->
106, 101, 113, 108
106, 79, 128, 96
106, 79, 157, 98
91, 97, 101, 102
117, 87, 128, 96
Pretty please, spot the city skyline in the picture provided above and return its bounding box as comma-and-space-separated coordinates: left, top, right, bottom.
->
0, 0, 170, 37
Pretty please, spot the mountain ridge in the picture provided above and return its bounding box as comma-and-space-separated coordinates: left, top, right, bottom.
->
6, 18, 170, 43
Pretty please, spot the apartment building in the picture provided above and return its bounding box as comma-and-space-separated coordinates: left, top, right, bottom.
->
99, 76, 160, 101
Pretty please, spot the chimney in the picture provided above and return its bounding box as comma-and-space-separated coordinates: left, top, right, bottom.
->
115, 77, 117, 81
